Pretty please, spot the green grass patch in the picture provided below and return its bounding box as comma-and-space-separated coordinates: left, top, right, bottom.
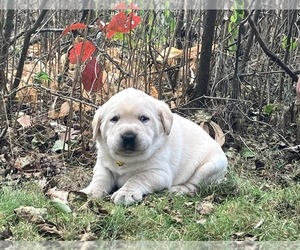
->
0, 169, 299, 241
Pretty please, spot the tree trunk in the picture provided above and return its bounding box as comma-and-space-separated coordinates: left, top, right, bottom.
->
194, 10, 217, 102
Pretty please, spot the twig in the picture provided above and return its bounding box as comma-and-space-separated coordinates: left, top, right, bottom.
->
12, 8, 48, 92
235, 103, 293, 148
36, 85, 98, 109
246, 10, 298, 82
283, 145, 300, 152
85, 37, 130, 77
0, 126, 8, 139
4, 84, 98, 109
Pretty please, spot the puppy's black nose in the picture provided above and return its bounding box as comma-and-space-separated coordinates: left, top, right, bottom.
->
121, 133, 136, 150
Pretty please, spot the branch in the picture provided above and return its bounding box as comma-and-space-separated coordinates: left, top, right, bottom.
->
11, 9, 48, 91
247, 11, 298, 82
4, 84, 98, 109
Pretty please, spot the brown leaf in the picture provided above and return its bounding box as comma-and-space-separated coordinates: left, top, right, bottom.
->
14, 155, 35, 170
209, 120, 225, 146
0, 226, 13, 240
150, 86, 158, 99
156, 47, 183, 65
14, 206, 47, 224
58, 101, 70, 117
48, 108, 59, 119
200, 121, 210, 134
17, 114, 32, 128
37, 222, 63, 239
72, 100, 92, 112
46, 187, 69, 203
203, 194, 214, 202
80, 199, 109, 216
196, 201, 215, 215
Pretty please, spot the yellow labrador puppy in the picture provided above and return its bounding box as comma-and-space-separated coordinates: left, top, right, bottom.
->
81, 88, 227, 205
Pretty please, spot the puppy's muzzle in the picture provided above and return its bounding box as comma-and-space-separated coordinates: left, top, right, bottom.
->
121, 132, 136, 151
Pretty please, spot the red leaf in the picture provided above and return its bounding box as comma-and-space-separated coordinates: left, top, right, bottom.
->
105, 11, 141, 39
62, 22, 86, 36
81, 58, 103, 92
114, 2, 140, 10
68, 41, 96, 64
128, 2, 140, 9
113, 2, 127, 9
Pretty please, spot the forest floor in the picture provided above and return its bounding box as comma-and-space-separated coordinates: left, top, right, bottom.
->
0, 105, 299, 241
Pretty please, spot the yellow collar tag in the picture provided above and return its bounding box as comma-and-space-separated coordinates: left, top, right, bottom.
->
116, 161, 124, 167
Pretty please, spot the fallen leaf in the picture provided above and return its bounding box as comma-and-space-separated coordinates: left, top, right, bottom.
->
203, 194, 214, 202
209, 120, 225, 146
80, 199, 110, 216
0, 226, 13, 240
58, 101, 70, 117
200, 121, 210, 134
38, 222, 63, 239
156, 47, 183, 64
51, 140, 68, 152
51, 139, 77, 152
17, 115, 32, 128
14, 155, 35, 170
196, 201, 215, 215
46, 187, 69, 203
14, 206, 47, 224
59, 130, 80, 143
48, 108, 59, 119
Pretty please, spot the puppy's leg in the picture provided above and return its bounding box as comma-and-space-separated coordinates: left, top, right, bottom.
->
170, 155, 227, 195
81, 163, 116, 199
111, 170, 172, 206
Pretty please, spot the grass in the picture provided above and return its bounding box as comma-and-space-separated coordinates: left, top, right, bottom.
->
0, 167, 299, 241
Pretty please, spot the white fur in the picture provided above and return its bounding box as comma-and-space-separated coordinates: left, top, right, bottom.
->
81, 88, 227, 205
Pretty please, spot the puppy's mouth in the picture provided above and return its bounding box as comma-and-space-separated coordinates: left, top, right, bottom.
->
115, 149, 143, 157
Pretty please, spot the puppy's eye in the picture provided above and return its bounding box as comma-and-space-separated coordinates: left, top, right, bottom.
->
139, 115, 149, 123
110, 116, 119, 123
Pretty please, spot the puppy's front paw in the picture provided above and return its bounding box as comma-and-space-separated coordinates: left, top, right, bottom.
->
111, 189, 144, 206
80, 186, 107, 199
169, 184, 198, 196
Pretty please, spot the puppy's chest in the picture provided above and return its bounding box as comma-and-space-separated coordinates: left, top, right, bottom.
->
106, 162, 139, 187
114, 172, 133, 188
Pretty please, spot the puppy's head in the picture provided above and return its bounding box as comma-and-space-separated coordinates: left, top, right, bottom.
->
92, 88, 173, 162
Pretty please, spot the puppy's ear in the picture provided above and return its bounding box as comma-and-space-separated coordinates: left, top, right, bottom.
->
92, 108, 102, 142
159, 102, 173, 135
